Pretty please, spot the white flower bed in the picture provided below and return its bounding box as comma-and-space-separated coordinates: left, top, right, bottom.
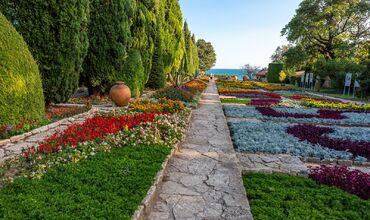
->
229, 121, 358, 160
223, 105, 370, 125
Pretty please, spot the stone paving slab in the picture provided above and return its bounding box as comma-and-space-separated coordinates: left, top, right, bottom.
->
146, 81, 253, 220
237, 153, 308, 175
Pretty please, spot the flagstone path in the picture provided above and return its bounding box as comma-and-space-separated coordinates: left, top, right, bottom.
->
146, 81, 253, 220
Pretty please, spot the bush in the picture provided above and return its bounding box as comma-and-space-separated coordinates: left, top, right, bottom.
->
267, 63, 284, 83
80, 0, 134, 95
1, 0, 90, 104
154, 87, 195, 102
122, 49, 146, 98
0, 12, 45, 126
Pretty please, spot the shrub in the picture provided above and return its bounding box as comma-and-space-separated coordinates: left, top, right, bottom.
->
0, 12, 45, 126
122, 49, 146, 98
154, 87, 195, 102
267, 63, 284, 83
81, 0, 134, 95
1, 0, 90, 103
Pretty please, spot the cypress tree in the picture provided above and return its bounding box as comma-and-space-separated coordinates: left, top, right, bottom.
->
123, 49, 145, 97
191, 34, 200, 74
146, 23, 165, 89
158, 0, 185, 75
81, 0, 135, 95
0, 0, 90, 104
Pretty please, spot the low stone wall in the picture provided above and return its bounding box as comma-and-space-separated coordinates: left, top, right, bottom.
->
0, 107, 99, 164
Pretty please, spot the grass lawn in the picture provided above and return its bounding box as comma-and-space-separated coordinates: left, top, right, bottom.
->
221, 98, 251, 104
0, 144, 171, 219
243, 173, 370, 220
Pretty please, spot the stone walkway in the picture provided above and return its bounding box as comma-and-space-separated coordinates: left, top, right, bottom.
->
146, 81, 253, 220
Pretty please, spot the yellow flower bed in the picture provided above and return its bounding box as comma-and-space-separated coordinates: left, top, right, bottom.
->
217, 80, 294, 91
303, 99, 370, 111
129, 98, 185, 113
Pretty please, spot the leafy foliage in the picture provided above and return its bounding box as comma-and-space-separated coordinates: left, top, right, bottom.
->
1, 0, 90, 104
267, 63, 284, 83
0, 145, 171, 219
0, 12, 45, 126
122, 49, 146, 98
310, 165, 370, 199
197, 39, 216, 72
243, 173, 370, 219
80, 0, 134, 95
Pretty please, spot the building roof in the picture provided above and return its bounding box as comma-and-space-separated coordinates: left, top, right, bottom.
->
256, 69, 268, 77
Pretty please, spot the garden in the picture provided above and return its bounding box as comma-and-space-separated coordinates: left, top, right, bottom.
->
218, 79, 370, 218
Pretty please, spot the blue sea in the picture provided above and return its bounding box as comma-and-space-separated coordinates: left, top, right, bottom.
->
206, 69, 245, 80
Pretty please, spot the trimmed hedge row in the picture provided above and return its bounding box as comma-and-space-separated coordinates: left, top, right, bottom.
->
267, 63, 284, 83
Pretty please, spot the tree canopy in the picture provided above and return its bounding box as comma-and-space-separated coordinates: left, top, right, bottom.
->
197, 39, 216, 72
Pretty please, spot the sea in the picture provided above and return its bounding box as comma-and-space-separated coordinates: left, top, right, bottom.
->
206, 69, 245, 80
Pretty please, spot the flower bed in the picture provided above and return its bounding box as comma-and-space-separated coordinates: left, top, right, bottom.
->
229, 121, 355, 160
256, 107, 345, 119
223, 105, 370, 125
289, 95, 341, 103
0, 144, 171, 219
219, 90, 281, 99
24, 113, 160, 157
129, 98, 184, 113
250, 98, 281, 106
217, 80, 294, 90
243, 172, 370, 219
221, 98, 251, 104
287, 124, 370, 159
309, 165, 370, 199
1, 105, 91, 140
303, 99, 370, 111
184, 79, 207, 92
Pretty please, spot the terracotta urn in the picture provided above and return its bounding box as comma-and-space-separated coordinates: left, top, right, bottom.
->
109, 81, 131, 106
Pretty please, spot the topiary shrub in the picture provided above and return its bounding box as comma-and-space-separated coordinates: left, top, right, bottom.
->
267, 63, 284, 83
1, 0, 90, 104
0, 12, 45, 126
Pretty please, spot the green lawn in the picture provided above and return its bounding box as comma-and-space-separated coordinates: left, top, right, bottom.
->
0, 145, 171, 219
243, 173, 370, 220
221, 98, 251, 104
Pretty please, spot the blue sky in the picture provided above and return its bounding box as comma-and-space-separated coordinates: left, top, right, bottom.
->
179, 0, 302, 69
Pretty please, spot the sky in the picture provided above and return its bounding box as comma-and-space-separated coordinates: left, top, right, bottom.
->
179, 0, 302, 69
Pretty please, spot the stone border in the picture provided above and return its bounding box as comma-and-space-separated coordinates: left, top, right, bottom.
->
0, 107, 98, 147
132, 111, 193, 220
302, 157, 370, 167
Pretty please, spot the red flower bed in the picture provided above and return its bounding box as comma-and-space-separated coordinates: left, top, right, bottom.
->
220, 91, 281, 99
24, 113, 160, 157
256, 107, 346, 119
310, 165, 370, 199
250, 98, 281, 106
287, 124, 370, 159
289, 95, 341, 103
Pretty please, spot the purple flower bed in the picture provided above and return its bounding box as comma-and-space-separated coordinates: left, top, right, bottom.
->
287, 124, 370, 159
309, 165, 370, 200
220, 91, 281, 99
256, 107, 346, 120
250, 98, 281, 106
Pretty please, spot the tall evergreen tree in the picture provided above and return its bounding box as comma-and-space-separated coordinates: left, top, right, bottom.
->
146, 23, 165, 89
123, 49, 145, 97
191, 34, 200, 74
81, 0, 135, 95
158, 0, 185, 75
0, 0, 90, 104
197, 39, 216, 72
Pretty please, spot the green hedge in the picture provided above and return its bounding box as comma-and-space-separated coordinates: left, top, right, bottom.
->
267, 63, 284, 83
0, 12, 44, 126
122, 49, 145, 98
1, 0, 90, 104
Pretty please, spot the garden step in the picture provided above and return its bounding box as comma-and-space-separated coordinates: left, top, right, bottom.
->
145, 81, 253, 220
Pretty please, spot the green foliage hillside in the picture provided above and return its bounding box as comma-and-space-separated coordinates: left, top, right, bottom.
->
0, 12, 44, 125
